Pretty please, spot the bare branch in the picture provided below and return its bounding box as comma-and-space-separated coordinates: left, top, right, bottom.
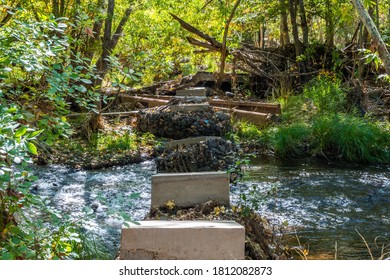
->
170, 13, 223, 49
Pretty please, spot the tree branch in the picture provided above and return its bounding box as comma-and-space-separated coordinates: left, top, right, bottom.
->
170, 13, 223, 49
186, 36, 221, 52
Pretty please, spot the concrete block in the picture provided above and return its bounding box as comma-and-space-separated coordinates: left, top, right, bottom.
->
164, 136, 220, 149
176, 87, 210, 97
120, 220, 245, 260
151, 172, 229, 208
169, 103, 211, 113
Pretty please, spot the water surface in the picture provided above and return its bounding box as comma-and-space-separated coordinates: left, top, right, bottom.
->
33, 159, 390, 259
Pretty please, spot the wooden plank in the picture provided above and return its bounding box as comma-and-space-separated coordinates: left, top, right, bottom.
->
120, 95, 169, 107
209, 99, 281, 114
232, 109, 269, 126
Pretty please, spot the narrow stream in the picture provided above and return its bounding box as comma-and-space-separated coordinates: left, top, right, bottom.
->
33, 159, 390, 259
233, 158, 390, 259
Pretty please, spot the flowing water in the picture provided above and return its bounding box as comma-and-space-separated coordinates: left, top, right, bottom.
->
33, 159, 390, 259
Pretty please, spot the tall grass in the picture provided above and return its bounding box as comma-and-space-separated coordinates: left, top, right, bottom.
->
310, 114, 390, 163
268, 124, 310, 158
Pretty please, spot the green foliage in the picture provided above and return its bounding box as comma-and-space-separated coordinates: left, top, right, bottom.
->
359, 48, 383, 71
0, 105, 79, 259
302, 76, 346, 114
261, 76, 390, 163
267, 123, 310, 158
232, 120, 263, 140
0, 14, 101, 145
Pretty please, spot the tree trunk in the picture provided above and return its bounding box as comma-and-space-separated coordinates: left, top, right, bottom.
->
259, 22, 266, 49
298, 0, 308, 45
352, 0, 390, 75
83, 0, 105, 63
89, 0, 133, 133
218, 0, 241, 88
288, 0, 302, 56
374, 0, 379, 28
279, 0, 290, 46
325, 0, 334, 48
94, 0, 133, 88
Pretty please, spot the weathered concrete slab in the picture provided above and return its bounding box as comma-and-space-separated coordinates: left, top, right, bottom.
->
169, 103, 211, 113
176, 87, 210, 97
151, 172, 229, 208
120, 220, 245, 260
164, 136, 220, 149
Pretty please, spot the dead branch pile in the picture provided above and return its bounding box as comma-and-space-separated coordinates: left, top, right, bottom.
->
171, 14, 349, 88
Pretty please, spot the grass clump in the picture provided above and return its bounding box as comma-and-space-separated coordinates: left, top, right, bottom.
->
267, 123, 310, 158
310, 114, 390, 163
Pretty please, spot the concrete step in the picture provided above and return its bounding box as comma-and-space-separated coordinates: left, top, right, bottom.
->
176, 87, 211, 97
120, 220, 245, 260
151, 172, 229, 208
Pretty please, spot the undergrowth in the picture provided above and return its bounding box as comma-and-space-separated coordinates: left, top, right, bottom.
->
232, 75, 390, 163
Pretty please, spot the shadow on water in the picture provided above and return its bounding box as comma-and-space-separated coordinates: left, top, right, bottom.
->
33, 158, 389, 259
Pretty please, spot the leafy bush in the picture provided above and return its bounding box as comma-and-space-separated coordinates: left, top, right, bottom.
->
0, 105, 109, 259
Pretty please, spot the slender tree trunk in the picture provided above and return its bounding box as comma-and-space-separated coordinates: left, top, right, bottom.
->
95, 1, 133, 87
218, 0, 241, 87
288, 0, 302, 56
325, 0, 334, 48
52, 0, 59, 17
352, 0, 390, 75
279, 0, 290, 46
83, 0, 105, 63
259, 22, 266, 49
374, 0, 379, 28
298, 0, 308, 45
